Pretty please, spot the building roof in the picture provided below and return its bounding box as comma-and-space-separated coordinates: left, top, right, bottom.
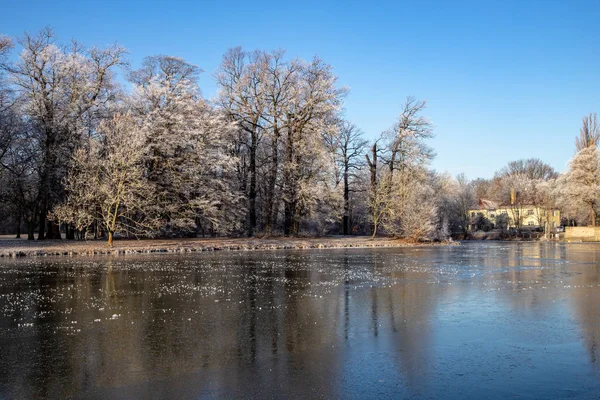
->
470, 198, 560, 212
474, 198, 499, 210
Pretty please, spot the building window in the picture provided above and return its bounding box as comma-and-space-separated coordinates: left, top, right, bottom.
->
471, 212, 475, 217
490, 214, 495, 218
528, 221, 534, 226
527, 209, 534, 215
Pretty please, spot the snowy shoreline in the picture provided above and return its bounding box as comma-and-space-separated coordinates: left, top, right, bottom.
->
0, 236, 457, 258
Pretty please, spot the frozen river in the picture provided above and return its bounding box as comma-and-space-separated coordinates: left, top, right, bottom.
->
0, 242, 599, 399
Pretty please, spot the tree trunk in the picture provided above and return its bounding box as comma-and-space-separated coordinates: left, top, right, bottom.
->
45, 220, 61, 239
27, 220, 35, 241
371, 222, 378, 240
15, 214, 21, 239
284, 203, 294, 235
366, 144, 377, 236
37, 135, 53, 240
290, 147, 302, 236
343, 166, 350, 235
283, 120, 295, 236
66, 224, 75, 240
37, 208, 46, 240
265, 129, 279, 235
292, 201, 301, 236
107, 231, 114, 247
248, 128, 257, 237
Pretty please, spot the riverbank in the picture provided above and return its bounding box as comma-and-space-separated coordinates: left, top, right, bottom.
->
0, 236, 456, 258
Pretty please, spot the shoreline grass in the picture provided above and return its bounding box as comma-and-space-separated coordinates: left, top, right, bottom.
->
0, 236, 456, 258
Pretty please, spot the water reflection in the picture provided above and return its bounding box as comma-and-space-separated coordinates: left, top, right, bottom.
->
565, 245, 600, 368
0, 243, 600, 398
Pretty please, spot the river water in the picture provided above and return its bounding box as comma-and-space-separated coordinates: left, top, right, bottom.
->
0, 242, 599, 399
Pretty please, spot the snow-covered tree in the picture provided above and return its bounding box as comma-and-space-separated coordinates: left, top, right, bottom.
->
381, 96, 434, 176
366, 97, 437, 241
532, 179, 558, 237
217, 49, 346, 236
449, 173, 476, 236
129, 55, 245, 236
53, 113, 160, 246
0, 35, 14, 166
280, 57, 346, 235
216, 48, 270, 235
325, 120, 368, 235
429, 172, 457, 240
1, 28, 125, 239
376, 168, 437, 241
561, 146, 600, 226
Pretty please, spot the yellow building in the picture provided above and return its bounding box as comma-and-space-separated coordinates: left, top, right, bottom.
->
468, 198, 561, 232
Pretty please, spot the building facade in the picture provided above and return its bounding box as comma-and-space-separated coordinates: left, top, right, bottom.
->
468, 199, 561, 232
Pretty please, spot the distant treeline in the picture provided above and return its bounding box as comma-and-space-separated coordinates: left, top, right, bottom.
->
0, 29, 597, 244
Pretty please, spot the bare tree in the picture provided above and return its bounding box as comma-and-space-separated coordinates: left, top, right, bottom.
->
429, 172, 455, 240
495, 158, 557, 181
530, 179, 558, 237
576, 113, 600, 151
0, 36, 11, 59
382, 96, 434, 177
325, 120, 368, 234
366, 96, 436, 239
396, 181, 437, 242
451, 173, 475, 236
367, 169, 392, 239
368, 168, 437, 241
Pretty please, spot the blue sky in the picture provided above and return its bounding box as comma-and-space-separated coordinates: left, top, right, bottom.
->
2, 0, 599, 178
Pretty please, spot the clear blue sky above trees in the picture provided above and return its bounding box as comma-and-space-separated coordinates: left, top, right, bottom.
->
2, 0, 598, 178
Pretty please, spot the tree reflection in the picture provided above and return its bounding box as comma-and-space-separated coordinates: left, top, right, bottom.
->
0, 244, 599, 398
565, 245, 600, 368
